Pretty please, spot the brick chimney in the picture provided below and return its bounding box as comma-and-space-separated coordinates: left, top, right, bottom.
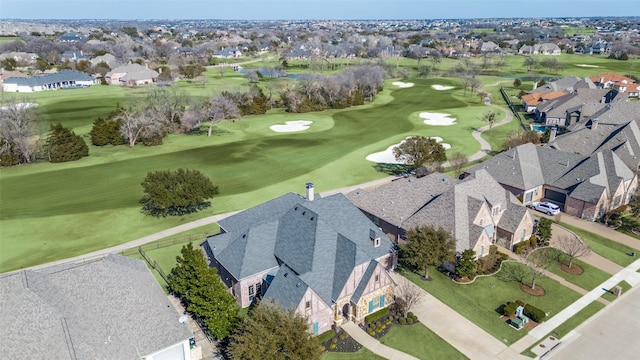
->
305, 182, 314, 201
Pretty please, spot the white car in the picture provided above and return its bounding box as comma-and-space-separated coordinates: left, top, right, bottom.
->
530, 201, 561, 215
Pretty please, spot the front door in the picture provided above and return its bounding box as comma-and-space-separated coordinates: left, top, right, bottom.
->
342, 303, 350, 321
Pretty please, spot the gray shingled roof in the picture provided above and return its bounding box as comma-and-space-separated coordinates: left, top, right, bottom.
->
532, 76, 596, 94
3, 70, 94, 86
106, 63, 159, 81
471, 143, 635, 206
0, 255, 192, 360
204, 192, 394, 308
348, 170, 529, 252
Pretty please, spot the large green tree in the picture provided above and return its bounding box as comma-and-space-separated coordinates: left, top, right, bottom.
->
46, 123, 89, 163
89, 117, 125, 146
536, 218, 553, 245
403, 225, 456, 279
455, 249, 477, 279
228, 300, 322, 360
168, 243, 239, 340
140, 168, 218, 217
393, 136, 447, 170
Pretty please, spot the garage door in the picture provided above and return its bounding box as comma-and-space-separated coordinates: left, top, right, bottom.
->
544, 189, 566, 204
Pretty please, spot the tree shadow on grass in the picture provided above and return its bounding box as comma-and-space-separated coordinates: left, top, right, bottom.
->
373, 163, 411, 176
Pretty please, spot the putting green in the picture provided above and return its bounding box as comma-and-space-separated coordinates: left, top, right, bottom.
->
0, 77, 490, 272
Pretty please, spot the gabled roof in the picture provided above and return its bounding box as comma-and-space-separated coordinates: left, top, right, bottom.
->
204, 192, 394, 307
0, 255, 192, 360
522, 91, 566, 106
348, 170, 529, 252
531, 76, 596, 94
106, 63, 158, 81
472, 143, 635, 205
590, 72, 635, 85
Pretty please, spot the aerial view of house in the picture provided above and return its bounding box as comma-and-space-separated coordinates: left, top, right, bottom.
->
347, 169, 535, 253
105, 63, 159, 86
201, 185, 397, 335
1, 70, 95, 92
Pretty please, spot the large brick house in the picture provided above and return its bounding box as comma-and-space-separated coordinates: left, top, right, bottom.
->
347, 170, 535, 254
201, 184, 397, 335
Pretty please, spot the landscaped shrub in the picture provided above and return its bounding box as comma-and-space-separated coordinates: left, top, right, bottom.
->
501, 252, 509, 260
524, 304, 546, 323
529, 235, 538, 247
514, 241, 528, 254
489, 245, 498, 256
503, 302, 518, 318
399, 317, 407, 325
365, 307, 389, 324
317, 329, 336, 344
329, 343, 336, 350
339, 331, 349, 340
407, 317, 414, 324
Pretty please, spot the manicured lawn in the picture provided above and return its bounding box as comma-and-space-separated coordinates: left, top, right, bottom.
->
521, 301, 605, 358
561, 223, 638, 267
601, 280, 632, 302
401, 262, 582, 345
0, 77, 490, 272
321, 348, 385, 360
380, 323, 468, 360
531, 248, 611, 290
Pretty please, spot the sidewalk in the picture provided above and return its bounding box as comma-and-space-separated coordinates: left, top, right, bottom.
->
541, 213, 640, 250
511, 257, 640, 353
550, 223, 622, 275
341, 322, 418, 360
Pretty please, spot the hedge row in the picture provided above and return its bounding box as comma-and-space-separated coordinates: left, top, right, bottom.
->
364, 307, 389, 324
503, 300, 546, 323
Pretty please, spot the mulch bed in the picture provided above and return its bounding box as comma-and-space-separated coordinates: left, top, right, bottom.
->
559, 262, 584, 275
324, 330, 363, 353
520, 283, 546, 296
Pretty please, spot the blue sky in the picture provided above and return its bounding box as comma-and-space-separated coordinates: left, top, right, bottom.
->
1, 0, 637, 20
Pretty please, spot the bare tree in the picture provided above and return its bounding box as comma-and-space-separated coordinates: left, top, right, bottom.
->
0, 99, 41, 164
203, 95, 240, 137
449, 151, 468, 177
556, 235, 590, 268
117, 108, 147, 147
481, 111, 498, 129
525, 249, 555, 290
395, 277, 424, 318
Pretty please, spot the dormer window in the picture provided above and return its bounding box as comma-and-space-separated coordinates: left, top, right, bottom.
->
370, 229, 381, 247
492, 205, 500, 216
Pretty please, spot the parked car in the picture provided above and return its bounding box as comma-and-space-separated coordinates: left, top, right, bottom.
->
529, 201, 560, 215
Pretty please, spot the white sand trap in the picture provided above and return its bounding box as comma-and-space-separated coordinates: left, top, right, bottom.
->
432, 84, 455, 90
366, 136, 451, 164
270, 120, 313, 133
392, 81, 415, 88
0, 102, 38, 111
576, 64, 600, 68
420, 112, 457, 126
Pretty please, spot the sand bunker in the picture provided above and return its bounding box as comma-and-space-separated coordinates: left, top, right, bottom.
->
432, 84, 455, 91
392, 81, 415, 88
270, 120, 312, 132
0, 102, 38, 111
576, 64, 600, 68
420, 112, 457, 126
366, 136, 451, 164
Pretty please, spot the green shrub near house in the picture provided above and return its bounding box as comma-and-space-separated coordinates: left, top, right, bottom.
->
365, 307, 389, 324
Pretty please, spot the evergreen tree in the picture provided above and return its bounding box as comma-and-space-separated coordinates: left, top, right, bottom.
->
393, 136, 447, 170
536, 218, 553, 245
140, 168, 219, 217
0, 138, 21, 167
47, 123, 89, 163
168, 243, 239, 340
455, 249, 477, 279
228, 300, 322, 360
403, 225, 456, 279
89, 117, 124, 146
